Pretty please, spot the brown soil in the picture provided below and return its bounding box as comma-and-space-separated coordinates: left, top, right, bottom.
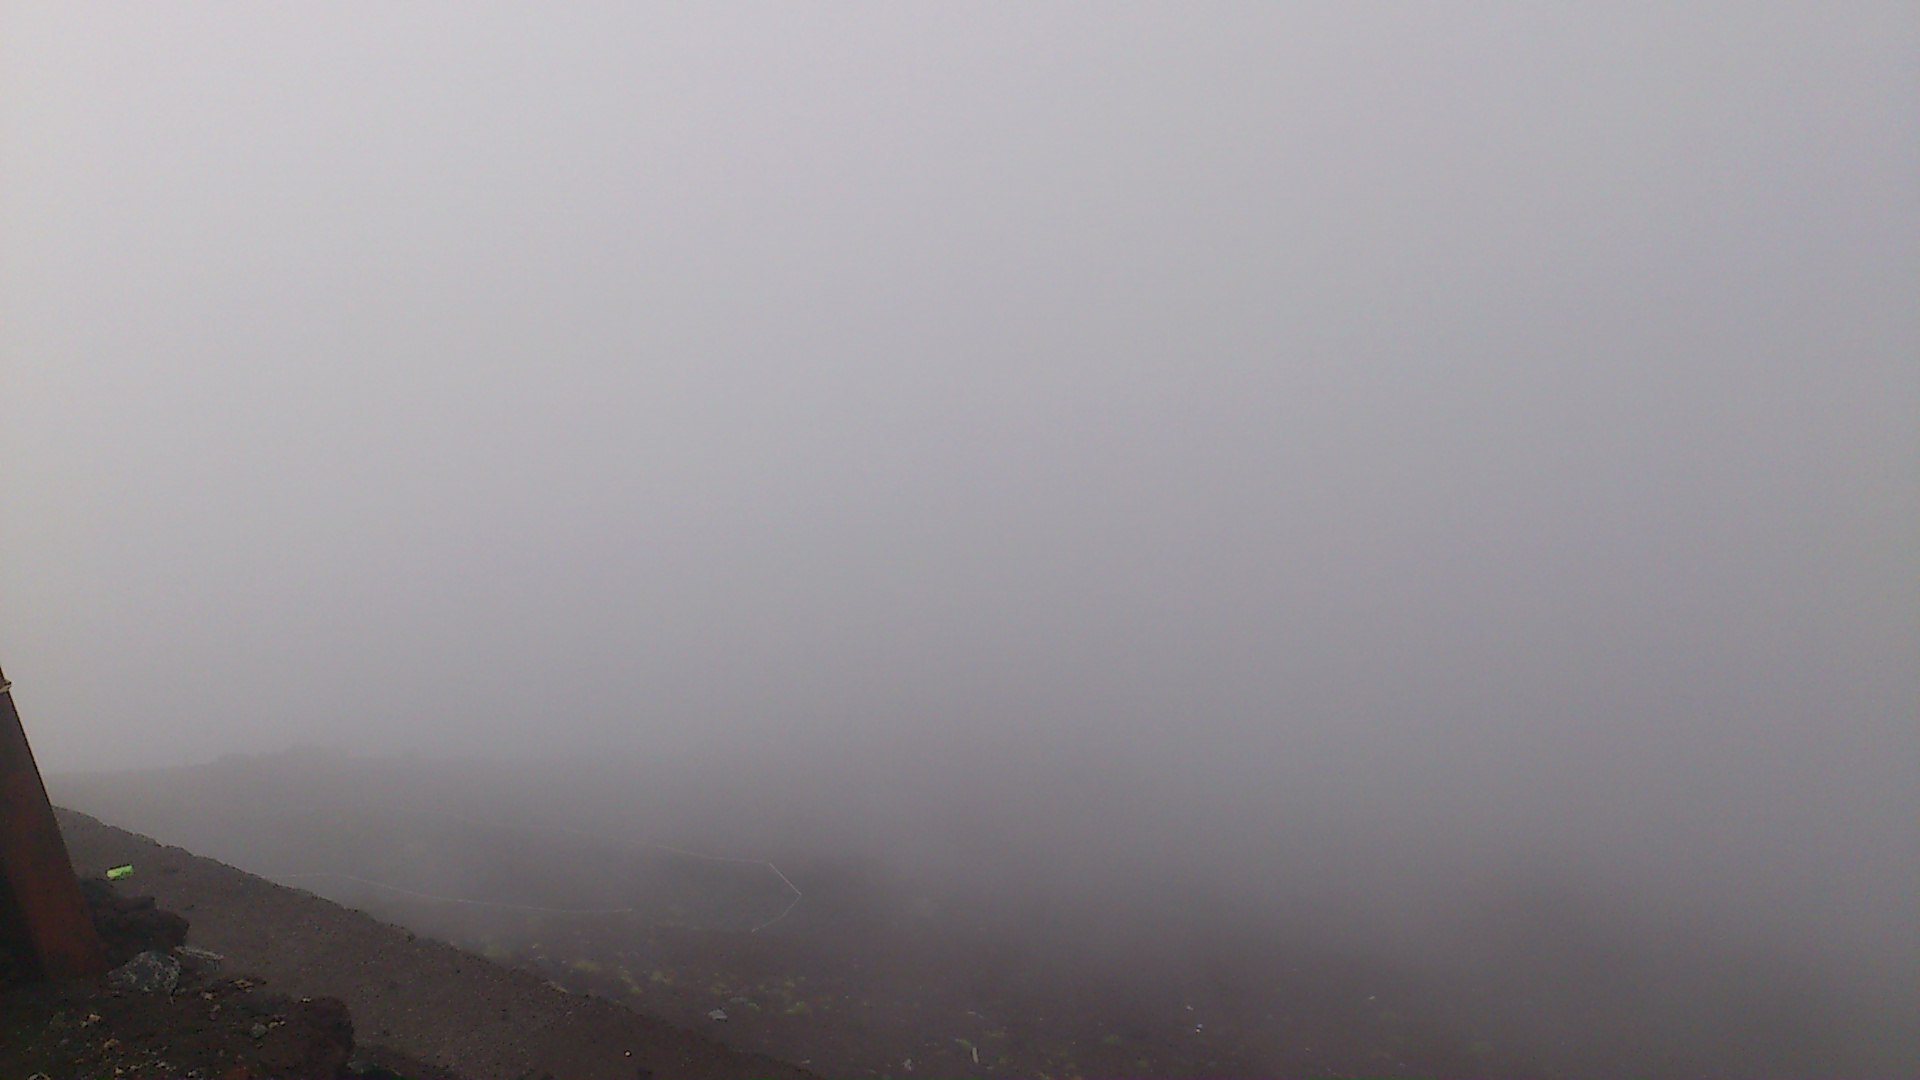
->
2, 872, 374, 1080
3, 965, 365, 1080
48, 751, 1901, 1079
45, 758, 1545, 1079
42, 808, 814, 1080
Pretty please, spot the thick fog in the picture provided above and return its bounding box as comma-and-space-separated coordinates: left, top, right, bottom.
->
4, 3, 1918, 1072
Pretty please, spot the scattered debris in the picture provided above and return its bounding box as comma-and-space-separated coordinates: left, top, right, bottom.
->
105, 864, 135, 880
708, 1009, 729, 1021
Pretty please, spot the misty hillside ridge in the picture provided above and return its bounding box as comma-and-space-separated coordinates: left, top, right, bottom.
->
7, 3, 1917, 1079
49, 748, 1920, 1079
41, 806, 813, 1080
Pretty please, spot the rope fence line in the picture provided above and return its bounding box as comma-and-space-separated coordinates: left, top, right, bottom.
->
276, 803, 803, 933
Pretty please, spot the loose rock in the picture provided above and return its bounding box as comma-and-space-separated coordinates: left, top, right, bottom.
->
106, 950, 181, 994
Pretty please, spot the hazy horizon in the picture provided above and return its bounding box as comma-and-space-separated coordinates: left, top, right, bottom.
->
5, 5, 1918, 1073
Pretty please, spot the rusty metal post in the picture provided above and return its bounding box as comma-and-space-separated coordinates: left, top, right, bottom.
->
0, 661, 108, 979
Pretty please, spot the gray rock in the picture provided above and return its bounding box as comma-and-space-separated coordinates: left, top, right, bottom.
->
174, 944, 223, 976
106, 949, 181, 994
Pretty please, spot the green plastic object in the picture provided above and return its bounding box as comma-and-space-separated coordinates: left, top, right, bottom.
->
105, 864, 134, 880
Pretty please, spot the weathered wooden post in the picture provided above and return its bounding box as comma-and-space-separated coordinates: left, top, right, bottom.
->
0, 660, 108, 979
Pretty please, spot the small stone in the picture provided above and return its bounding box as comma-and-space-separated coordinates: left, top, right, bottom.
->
250, 1021, 268, 1039
106, 950, 181, 994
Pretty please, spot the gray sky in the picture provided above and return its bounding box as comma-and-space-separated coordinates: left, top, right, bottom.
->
4, 3, 1917, 948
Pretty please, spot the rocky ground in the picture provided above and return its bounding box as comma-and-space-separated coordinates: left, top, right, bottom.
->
7, 810, 817, 1080
46, 751, 1917, 1079
42, 778, 1537, 1080
1, 875, 411, 1079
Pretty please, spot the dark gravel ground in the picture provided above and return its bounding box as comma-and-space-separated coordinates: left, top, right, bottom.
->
2, 874, 381, 1079
1, 966, 370, 1080
30, 808, 814, 1080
